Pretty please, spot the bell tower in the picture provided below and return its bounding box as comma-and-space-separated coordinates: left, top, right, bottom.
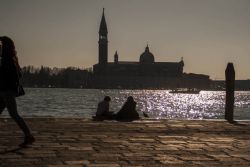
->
114, 51, 118, 64
98, 8, 108, 65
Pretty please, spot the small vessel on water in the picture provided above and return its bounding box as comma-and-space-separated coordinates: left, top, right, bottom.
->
169, 88, 200, 94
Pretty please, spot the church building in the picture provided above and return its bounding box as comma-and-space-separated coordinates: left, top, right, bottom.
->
92, 9, 210, 89
93, 9, 184, 77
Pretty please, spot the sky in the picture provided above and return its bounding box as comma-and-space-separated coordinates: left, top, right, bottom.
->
0, 0, 249, 80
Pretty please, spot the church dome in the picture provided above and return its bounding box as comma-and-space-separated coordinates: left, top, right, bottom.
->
139, 45, 155, 64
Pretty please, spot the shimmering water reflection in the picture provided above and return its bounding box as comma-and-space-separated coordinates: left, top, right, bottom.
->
1, 88, 250, 120
111, 90, 227, 119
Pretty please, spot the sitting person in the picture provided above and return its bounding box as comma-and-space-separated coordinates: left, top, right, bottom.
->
93, 96, 114, 120
116, 96, 140, 121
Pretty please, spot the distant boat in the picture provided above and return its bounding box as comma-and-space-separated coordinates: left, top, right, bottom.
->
169, 88, 200, 94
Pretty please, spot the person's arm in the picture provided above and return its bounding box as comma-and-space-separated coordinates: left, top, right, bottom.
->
13, 55, 22, 79
106, 102, 110, 112
96, 102, 103, 116
5, 58, 19, 85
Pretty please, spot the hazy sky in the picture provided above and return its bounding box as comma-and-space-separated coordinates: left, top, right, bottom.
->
0, 0, 249, 79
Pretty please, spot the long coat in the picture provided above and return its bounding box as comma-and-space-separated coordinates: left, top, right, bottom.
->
116, 100, 139, 120
0, 57, 19, 92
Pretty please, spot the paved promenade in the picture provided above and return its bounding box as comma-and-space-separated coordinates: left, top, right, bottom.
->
0, 118, 250, 167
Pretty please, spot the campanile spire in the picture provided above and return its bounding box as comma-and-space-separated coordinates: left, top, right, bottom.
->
98, 8, 108, 65
99, 8, 108, 34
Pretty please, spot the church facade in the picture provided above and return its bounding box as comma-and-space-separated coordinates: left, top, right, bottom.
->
91, 9, 210, 89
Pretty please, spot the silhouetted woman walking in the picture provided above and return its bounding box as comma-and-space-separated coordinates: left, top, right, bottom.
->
0, 36, 35, 147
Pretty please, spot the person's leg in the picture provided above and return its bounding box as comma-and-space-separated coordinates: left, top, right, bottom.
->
4, 93, 31, 137
3, 93, 35, 146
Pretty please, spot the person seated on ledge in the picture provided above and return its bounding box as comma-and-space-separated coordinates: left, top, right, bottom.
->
93, 96, 115, 120
116, 96, 140, 121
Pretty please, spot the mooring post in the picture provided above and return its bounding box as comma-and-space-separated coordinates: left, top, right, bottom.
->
225, 63, 235, 123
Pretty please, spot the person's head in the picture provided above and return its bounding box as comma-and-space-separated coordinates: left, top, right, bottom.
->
0, 36, 16, 58
104, 96, 111, 102
127, 96, 134, 103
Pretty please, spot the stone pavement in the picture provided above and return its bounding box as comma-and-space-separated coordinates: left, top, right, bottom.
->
0, 118, 250, 167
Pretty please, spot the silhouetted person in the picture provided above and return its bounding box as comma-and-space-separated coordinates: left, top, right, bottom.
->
94, 96, 114, 120
0, 36, 35, 147
116, 96, 140, 121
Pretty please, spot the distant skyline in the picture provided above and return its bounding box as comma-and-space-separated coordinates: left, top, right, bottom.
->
0, 0, 249, 79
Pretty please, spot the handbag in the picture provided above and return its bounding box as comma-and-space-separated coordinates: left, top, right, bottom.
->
16, 84, 25, 97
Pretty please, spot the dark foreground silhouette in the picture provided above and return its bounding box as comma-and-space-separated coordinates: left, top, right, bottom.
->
0, 36, 35, 147
115, 96, 140, 121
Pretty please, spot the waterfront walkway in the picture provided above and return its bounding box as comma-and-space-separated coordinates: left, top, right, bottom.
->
0, 118, 250, 167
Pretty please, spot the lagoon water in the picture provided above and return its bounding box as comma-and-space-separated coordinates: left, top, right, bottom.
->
1, 88, 250, 120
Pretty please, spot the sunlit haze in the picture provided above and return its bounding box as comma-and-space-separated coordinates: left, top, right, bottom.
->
0, 0, 249, 79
